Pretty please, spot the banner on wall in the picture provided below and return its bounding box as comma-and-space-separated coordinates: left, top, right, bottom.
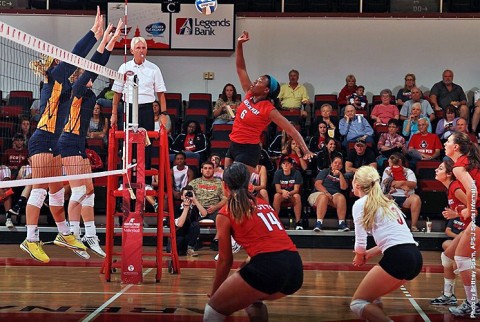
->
107, 3, 235, 51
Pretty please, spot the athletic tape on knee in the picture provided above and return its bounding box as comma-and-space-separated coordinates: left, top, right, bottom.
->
49, 187, 65, 207
204, 304, 226, 322
81, 193, 95, 207
27, 188, 47, 208
70, 186, 86, 203
441, 252, 454, 268
454, 255, 472, 272
350, 299, 370, 318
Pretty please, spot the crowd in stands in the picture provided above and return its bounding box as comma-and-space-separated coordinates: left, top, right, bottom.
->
1, 68, 479, 245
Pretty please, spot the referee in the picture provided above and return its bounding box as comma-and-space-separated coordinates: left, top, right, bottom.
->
111, 36, 167, 174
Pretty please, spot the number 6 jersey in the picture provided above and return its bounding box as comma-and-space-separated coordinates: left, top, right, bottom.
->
218, 197, 297, 258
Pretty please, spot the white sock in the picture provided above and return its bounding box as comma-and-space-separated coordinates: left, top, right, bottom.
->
56, 220, 70, 235
69, 221, 81, 238
338, 220, 345, 225
204, 304, 226, 322
84, 221, 96, 237
444, 278, 455, 297
26, 225, 39, 242
317, 219, 323, 224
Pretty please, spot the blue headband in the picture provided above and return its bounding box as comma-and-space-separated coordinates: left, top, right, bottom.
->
268, 75, 279, 93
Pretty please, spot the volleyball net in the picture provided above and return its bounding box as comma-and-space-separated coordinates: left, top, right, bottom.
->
0, 19, 133, 190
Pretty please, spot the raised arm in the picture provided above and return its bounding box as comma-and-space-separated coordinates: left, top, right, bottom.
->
236, 31, 253, 93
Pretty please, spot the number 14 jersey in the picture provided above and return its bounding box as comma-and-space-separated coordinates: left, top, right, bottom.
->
218, 197, 297, 258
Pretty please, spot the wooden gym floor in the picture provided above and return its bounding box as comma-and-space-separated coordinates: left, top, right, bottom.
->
0, 245, 476, 321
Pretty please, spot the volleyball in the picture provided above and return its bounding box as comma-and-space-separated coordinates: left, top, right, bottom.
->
195, 0, 217, 15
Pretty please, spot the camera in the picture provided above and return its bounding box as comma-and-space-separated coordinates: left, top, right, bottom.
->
185, 191, 193, 198
161, 1, 180, 13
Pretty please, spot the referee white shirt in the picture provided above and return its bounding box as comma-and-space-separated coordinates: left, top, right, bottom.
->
112, 59, 167, 104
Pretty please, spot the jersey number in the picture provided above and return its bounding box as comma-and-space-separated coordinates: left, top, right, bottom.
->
240, 110, 247, 119
257, 212, 284, 231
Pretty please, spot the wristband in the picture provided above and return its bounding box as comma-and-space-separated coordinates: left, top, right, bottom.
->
160, 111, 168, 115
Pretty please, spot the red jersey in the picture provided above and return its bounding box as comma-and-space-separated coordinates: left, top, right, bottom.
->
408, 133, 443, 156
218, 197, 297, 257
454, 155, 480, 204
391, 165, 406, 181
229, 91, 275, 144
448, 180, 471, 225
3, 148, 28, 172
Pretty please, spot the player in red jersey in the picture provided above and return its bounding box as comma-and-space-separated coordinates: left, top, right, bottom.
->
225, 31, 314, 173
444, 132, 480, 316
204, 163, 303, 321
430, 159, 468, 306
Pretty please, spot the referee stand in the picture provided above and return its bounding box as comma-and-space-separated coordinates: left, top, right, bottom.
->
102, 123, 179, 283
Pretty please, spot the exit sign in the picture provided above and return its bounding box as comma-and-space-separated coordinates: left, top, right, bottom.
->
391, 0, 440, 13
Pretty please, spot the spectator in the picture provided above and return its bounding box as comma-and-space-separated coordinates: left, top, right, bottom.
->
430, 69, 468, 121
402, 103, 432, 143
471, 91, 480, 135
172, 152, 195, 202
337, 74, 357, 107
377, 119, 406, 163
282, 139, 308, 171
0, 165, 14, 228
308, 121, 329, 153
381, 152, 421, 231
16, 116, 33, 145
171, 120, 207, 162
250, 163, 269, 202
315, 103, 338, 138
399, 87, 435, 122
370, 89, 399, 125
8, 164, 31, 225
96, 78, 114, 108
272, 156, 303, 230
454, 117, 478, 146
345, 137, 377, 179
212, 83, 241, 125
210, 153, 224, 179
339, 105, 374, 148
316, 137, 343, 171
349, 85, 368, 110
173, 185, 201, 257
435, 105, 459, 141
190, 161, 226, 249
382, 153, 411, 197
396, 73, 416, 109
407, 117, 442, 168
86, 101, 108, 143
267, 124, 294, 158
308, 155, 349, 232
3, 133, 28, 178
278, 69, 310, 118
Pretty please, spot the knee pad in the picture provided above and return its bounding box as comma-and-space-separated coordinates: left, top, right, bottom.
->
27, 188, 47, 209
350, 299, 370, 318
441, 252, 454, 269
455, 256, 473, 272
81, 193, 95, 207
49, 187, 65, 207
70, 186, 86, 203
203, 303, 226, 322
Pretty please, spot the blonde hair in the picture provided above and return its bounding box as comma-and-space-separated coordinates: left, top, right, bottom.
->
29, 55, 54, 78
354, 166, 398, 230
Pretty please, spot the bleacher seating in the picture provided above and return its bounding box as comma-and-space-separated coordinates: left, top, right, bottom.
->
185, 93, 212, 133
165, 93, 183, 136
7, 91, 33, 115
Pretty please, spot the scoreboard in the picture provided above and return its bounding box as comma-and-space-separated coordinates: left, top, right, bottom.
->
390, 0, 440, 13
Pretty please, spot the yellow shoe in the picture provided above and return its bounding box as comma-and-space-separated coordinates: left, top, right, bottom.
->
53, 233, 86, 251
20, 240, 50, 263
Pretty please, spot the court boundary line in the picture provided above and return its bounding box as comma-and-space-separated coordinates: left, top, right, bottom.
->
79, 268, 154, 322
401, 285, 431, 322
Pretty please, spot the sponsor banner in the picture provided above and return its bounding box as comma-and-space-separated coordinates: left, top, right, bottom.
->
108, 3, 234, 51
171, 4, 234, 50
108, 3, 170, 49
